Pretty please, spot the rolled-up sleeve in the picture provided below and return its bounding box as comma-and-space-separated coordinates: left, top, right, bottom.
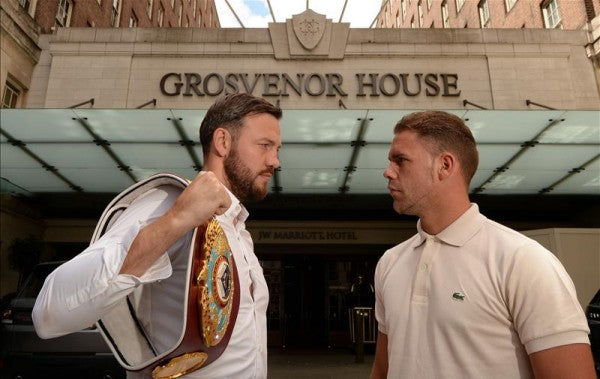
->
33, 186, 180, 339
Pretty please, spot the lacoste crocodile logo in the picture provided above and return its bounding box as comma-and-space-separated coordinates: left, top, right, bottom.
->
452, 292, 465, 301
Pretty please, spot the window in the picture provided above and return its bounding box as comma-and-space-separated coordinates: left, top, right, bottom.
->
111, 0, 121, 27
455, 0, 465, 12
192, 0, 197, 25
442, 1, 449, 28
479, 0, 490, 27
158, 4, 164, 27
55, 0, 72, 27
427, 0, 432, 10
147, 0, 153, 18
401, 0, 407, 21
505, 0, 517, 12
2, 81, 21, 109
178, 2, 183, 26
18, 0, 31, 13
542, 0, 562, 29
129, 12, 138, 27
385, 3, 391, 26
418, 1, 423, 27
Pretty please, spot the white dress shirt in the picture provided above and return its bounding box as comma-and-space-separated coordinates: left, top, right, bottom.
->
33, 185, 269, 379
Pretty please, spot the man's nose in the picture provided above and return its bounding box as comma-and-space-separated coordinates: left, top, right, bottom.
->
267, 151, 280, 169
383, 164, 395, 179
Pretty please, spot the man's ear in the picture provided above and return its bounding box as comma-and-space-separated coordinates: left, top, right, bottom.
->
438, 152, 457, 180
212, 128, 232, 157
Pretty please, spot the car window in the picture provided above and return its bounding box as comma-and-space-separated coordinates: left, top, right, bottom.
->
17, 263, 62, 299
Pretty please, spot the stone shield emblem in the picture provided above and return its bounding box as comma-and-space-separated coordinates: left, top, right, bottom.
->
292, 9, 326, 50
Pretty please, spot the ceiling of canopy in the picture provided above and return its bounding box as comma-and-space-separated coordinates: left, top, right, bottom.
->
1, 109, 598, 197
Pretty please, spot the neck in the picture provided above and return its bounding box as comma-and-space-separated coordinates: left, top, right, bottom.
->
418, 190, 472, 235
202, 158, 230, 191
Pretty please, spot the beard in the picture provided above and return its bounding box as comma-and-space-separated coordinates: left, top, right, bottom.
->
224, 148, 272, 203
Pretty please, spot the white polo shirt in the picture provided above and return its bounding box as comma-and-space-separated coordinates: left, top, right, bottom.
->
374, 204, 589, 379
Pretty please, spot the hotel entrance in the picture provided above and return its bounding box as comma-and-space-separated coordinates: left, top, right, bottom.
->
258, 246, 383, 349
283, 256, 327, 347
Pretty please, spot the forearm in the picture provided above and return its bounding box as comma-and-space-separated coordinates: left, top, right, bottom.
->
119, 210, 190, 277
530, 343, 596, 379
370, 331, 389, 379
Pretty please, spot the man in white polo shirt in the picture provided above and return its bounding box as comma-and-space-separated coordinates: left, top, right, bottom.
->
370, 111, 594, 378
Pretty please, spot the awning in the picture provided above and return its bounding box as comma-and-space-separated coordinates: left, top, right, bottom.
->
1, 109, 599, 196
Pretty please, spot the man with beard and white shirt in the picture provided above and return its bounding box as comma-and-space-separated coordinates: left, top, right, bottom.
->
33, 93, 282, 378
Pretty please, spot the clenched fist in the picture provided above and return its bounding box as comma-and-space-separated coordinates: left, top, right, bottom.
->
167, 171, 232, 233
119, 172, 231, 277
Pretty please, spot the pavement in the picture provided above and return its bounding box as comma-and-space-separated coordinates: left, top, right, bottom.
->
268, 348, 374, 379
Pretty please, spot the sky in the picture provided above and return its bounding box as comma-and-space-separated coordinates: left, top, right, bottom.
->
214, 0, 383, 28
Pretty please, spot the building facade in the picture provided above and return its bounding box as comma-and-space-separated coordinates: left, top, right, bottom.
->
1, 7, 599, 348
376, 0, 600, 92
377, 0, 599, 30
29, 0, 219, 34
2, 0, 219, 110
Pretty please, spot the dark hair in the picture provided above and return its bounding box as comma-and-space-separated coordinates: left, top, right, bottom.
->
200, 93, 282, 157
394, 111, 479, 185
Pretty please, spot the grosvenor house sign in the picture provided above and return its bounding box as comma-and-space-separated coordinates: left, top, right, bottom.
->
159, 72, 461, 98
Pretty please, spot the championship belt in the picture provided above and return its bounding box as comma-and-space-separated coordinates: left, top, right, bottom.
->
90, 173, 240, 378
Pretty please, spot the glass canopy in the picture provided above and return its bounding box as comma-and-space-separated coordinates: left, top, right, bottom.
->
1, 109, 598, 196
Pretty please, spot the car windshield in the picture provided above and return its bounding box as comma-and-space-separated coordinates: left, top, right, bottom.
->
17, 263, 62, 299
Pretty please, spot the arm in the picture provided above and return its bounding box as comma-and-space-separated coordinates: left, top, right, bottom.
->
119, 172, 230, 276
529, 343, 595, 379
33, 172, 230, 338
370, 331, 388, 379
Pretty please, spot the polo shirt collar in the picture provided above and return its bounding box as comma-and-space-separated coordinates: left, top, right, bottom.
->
416, 203, 485, 247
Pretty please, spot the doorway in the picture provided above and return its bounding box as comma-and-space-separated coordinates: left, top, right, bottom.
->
283, 256, 327, 347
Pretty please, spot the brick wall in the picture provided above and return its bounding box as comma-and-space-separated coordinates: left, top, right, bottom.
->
32, 0, 219, 33
380, 0, 597, 30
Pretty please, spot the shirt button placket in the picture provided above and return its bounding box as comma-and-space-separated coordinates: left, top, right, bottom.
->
412, 236, 436, 302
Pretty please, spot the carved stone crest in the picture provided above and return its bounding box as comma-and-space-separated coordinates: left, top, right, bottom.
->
292, 9, 326, 50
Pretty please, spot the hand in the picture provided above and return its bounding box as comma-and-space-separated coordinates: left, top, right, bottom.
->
167, 171, 231, 233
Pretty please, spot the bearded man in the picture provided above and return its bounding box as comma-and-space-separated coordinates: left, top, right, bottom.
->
33, 93, 282, 378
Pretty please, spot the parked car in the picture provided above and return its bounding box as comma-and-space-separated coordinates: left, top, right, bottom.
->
586, 289, 600, 375
0, 261, 125, 379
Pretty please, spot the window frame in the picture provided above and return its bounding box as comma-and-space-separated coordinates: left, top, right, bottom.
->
478, 0, 490, 28
455, 0, 465, 13
55, 0, 73, 27
2, 80, 22, 109
129, 12, 138, 27
158, 3, 164, 27
542, 0, 562, 29
441, 0, 449, 28
111, 0, 122, 27
505, 0, 517, 13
